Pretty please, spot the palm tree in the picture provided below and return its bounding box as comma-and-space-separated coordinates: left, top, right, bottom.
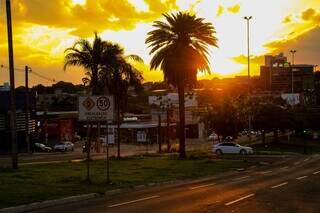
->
64, 33, 109, 181
64, 33, 106, 95
146, 12, 218, 157
99, 43, 144, 158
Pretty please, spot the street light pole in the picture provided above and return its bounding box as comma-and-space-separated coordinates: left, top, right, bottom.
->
6, 0, 18, 169
290, 50, 297, 93
244, 16, 253, 93
244, 16, 253, 142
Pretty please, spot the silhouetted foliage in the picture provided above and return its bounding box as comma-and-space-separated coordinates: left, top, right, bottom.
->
146, 12, 218, 157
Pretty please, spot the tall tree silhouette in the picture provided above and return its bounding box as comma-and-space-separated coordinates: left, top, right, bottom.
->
64, 33, 106, 95
99, 43, 143, 158
146, 12, 218, 157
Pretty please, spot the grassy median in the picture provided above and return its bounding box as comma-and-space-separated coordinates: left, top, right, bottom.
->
0, 153, 250, 208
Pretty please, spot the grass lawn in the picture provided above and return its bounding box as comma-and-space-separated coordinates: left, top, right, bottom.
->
0, 153, 250, 209
251, 137, 320, 155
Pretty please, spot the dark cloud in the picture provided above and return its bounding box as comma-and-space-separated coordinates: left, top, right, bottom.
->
264, 27, 320, 65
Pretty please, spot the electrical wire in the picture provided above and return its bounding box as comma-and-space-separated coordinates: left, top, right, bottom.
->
0, 64, 55, 82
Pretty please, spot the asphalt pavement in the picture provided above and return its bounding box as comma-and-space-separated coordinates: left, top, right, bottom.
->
34, 154, 320, 213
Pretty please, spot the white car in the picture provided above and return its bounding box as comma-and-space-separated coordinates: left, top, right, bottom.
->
213, 142, 253, 155
54, 141, 74, 152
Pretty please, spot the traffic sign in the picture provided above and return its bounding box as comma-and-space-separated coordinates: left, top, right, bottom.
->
79, 96, 114, 121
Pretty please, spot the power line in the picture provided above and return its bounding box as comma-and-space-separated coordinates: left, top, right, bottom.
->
1, 64, 56, 82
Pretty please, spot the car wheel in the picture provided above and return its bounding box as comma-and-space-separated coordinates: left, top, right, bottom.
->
240, 149, 247, 155
215, 149, 223, 155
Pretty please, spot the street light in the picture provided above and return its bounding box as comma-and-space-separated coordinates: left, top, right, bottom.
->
244, 16, 253, 142
290, 50, 297, 93
244, 16, 253, 93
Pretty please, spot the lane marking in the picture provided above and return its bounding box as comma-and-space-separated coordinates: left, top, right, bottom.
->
190, 183, 216, 190
303, 158, 310, 162
225, 194, 255, 206
271, 182, 288, 189
108, 195, 159, 208
313, 171, 320, 175
280, 166, 289, 170
296, 176, 308, 180
234, 176, 250, 181
260, 171, 273, 175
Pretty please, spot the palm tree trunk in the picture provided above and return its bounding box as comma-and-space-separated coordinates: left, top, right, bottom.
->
178, 82, 186, 158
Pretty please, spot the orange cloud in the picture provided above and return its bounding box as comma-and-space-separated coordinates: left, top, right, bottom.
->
216, 5, 224, 17
227, 4, 240, 14
282, 15, 292, 24
10, 0, 178, 37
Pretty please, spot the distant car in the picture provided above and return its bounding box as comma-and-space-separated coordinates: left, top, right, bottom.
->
207, 132, 219, 141
54, 141, 74, 152
213, 142, 253, 155
34, 143, 52, 152
74, 134, 81, 142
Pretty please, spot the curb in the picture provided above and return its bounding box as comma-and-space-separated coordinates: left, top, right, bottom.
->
0, 193, 101, 213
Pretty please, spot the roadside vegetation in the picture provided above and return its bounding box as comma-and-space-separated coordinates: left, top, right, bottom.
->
0, 153, 250, 208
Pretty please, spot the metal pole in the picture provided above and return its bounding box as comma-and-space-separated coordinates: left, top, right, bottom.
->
166, 109, 170, 152
244, 16, 252, 143
6, 0, 18, 169
244, 16, 252, 93
25, 66, 30, 154
247, 19, 250, 92
158, 113, 161, 153
106, 121, 110, 183
86, 123, 91, 182
290, 50, 297, 93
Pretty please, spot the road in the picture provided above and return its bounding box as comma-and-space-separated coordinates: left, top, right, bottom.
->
34, 154, 320, 213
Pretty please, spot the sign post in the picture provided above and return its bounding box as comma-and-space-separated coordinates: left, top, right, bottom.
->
79, 96, 114, 182
106, 122, 110, 183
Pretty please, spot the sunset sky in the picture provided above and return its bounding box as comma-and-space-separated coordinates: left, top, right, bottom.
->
0, 0, 319, 86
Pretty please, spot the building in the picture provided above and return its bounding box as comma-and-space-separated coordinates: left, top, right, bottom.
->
260, 53, 315, 93
148, 93, 205, 139
0, 88, 36, 154
36, 89, 79, 111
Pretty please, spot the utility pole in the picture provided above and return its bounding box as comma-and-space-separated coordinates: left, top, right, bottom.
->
244, 16, 253, 142
6, 0, 18, 169
166, 109, 171, 152
290, 50, 297, 93
25, 66, 31, 153
158, 113, 162, 153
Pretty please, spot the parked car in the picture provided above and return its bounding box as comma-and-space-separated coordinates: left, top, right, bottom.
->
54, 141, 74, 152
34, 143, 52, 152
213, 142, 253, 155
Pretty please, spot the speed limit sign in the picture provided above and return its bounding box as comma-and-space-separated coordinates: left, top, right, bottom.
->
79, 96, 114, 121
96, 96, 111, 111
